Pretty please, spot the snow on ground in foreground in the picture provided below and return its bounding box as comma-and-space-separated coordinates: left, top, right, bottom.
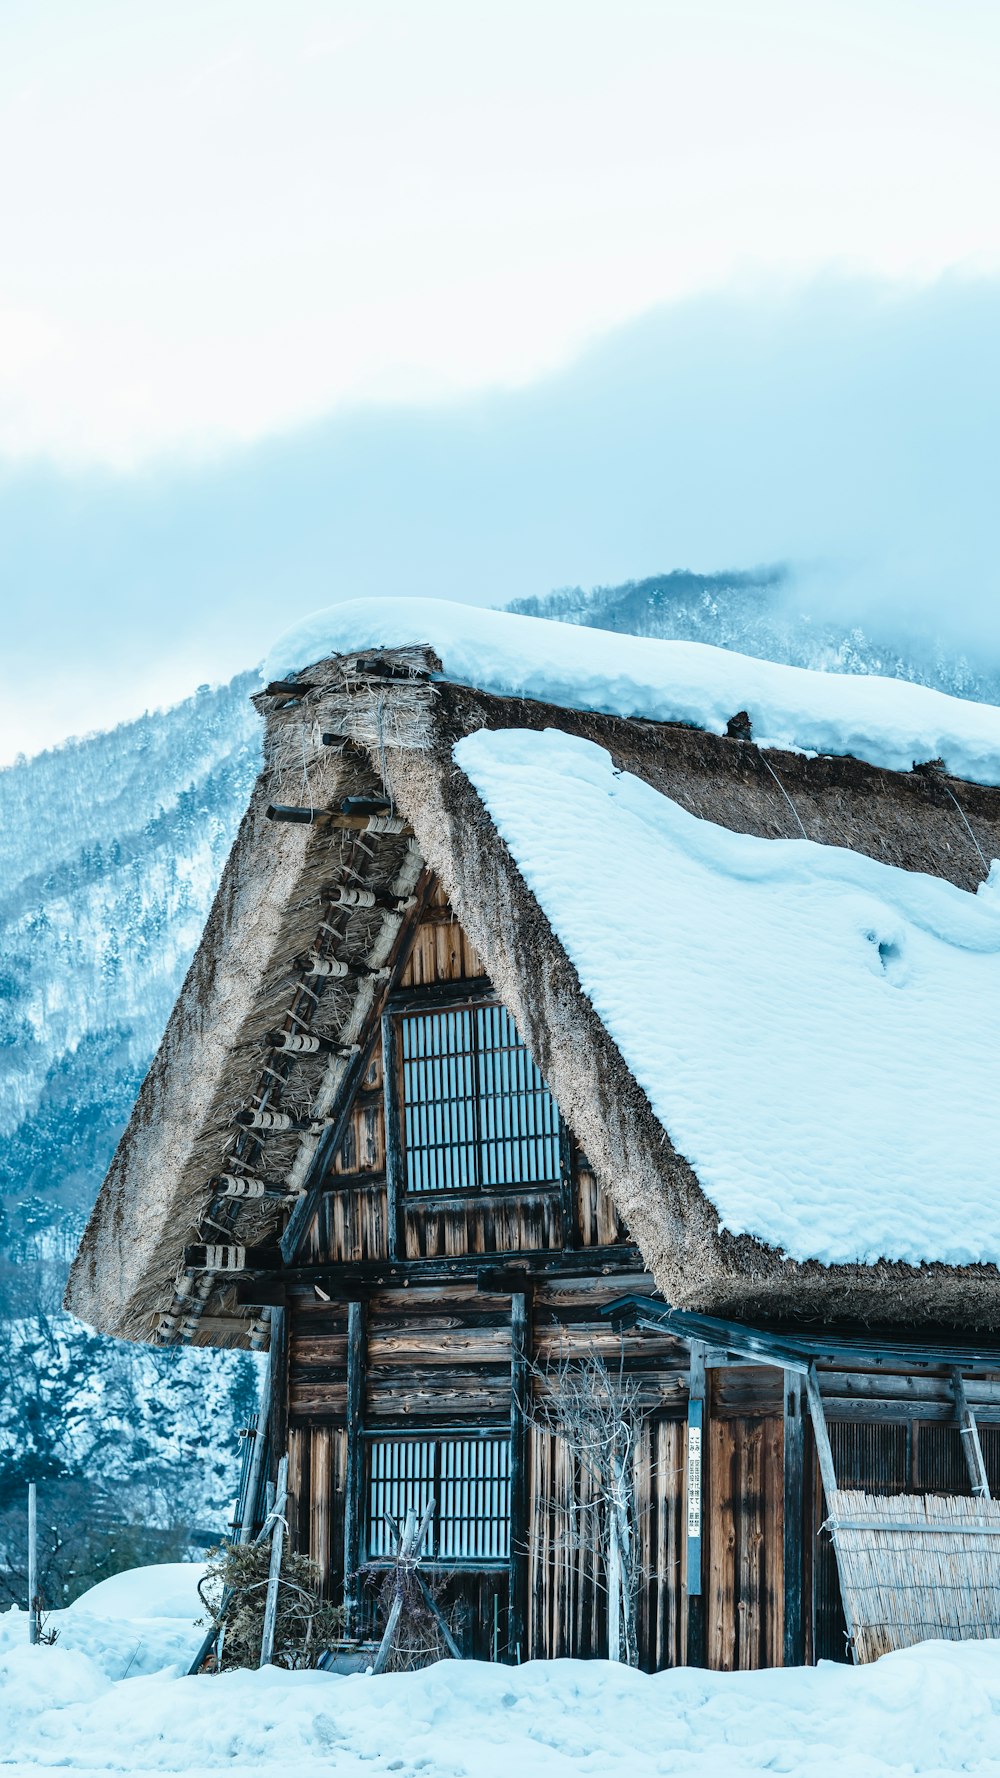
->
3, 1636, 1000, 1778
456, 727, 1000, 1267
264, 595, 1000, 787
0, 1563, 207, 1681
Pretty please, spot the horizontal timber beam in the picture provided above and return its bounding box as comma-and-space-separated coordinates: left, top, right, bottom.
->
237, 1245, 646, 1304
605, 1294, 1000, 1373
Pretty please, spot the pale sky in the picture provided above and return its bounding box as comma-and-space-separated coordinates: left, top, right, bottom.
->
1, 1, 999, 761
2, 0, 999, 465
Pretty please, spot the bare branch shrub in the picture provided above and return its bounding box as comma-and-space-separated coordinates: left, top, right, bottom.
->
522, 1345, 649, 1665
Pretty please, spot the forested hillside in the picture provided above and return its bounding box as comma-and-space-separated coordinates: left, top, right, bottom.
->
510, 568, 1000, 704
0, 674, 262, 1605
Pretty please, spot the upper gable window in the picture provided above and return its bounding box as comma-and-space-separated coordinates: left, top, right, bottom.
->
399, 1002, 562, 1194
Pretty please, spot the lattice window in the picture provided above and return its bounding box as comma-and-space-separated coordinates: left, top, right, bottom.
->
364, 1435, 511, 1562
399, 1002, 561, 1193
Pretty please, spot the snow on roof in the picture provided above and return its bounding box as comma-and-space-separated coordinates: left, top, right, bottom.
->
455, 725, 1000, 1269
266, 596, 1000, 787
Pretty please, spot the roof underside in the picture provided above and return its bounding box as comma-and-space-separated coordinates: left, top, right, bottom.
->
64, 643, 1000, 1346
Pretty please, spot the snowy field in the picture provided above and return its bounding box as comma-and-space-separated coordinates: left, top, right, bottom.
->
3, 1567, 1000, 1776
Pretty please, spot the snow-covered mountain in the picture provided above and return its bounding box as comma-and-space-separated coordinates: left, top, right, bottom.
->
0, 674, 261, 1600
509, 568, 1000, 705
4, 569, 998, 1603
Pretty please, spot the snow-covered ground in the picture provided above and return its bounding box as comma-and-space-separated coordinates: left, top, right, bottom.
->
265, 595, 1000, 787
3, 1565, 1000, 1776
456, 727, 1000, 1267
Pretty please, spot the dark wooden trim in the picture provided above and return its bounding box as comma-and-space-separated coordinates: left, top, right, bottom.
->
266, 1306, 288, 1481
238, 1246, 647, 1307
343, 1301, 367, 1625
387, 977, 495, 1013
381, 1012, 405, 1261
684, 1342, 706, 1668
558, 1124, 578, 1249
401, 1183, 561, 1208
319, 1169, 387, 1195
508, 1290, 531, 1663
608, 1293, 1000, 1373
782, 1368, 805, 1667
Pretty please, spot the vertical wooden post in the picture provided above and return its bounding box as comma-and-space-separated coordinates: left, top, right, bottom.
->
343, 1299, 367, 1624
239, 1332, 275, 1544
381, 1012, 405, 1262
685, 1342, 706, 1668
557, 1125, 578, 1250
265, 1306, 287, 1485
951, 1369, 991, 1499
782, 1369, 805, 1667
27, 1483, 37, 1647
508, 1291, 531, 1664
259, 1453, 288, 1667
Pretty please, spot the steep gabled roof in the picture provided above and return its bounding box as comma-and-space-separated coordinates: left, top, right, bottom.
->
65, 603, 1000, 1345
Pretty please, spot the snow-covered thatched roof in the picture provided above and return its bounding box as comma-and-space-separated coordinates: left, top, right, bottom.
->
65, 599, 1000, 1345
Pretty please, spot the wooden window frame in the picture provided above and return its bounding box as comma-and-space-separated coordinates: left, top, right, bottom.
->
387, 996, 565, 1203
361, 1429, 512, 1569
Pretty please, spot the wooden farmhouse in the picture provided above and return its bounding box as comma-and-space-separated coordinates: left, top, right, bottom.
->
66, 604, 1000, 1672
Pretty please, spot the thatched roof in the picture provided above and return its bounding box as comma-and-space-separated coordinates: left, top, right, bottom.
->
65, 631, 1000, 1346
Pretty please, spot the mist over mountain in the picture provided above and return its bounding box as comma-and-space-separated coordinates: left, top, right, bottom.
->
510, 568, 1000, 705
3, 568, 998, 1600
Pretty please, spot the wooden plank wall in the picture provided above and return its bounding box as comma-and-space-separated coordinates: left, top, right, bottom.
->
302, 882, 630, 1267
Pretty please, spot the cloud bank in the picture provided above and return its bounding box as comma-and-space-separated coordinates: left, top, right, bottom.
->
1, 273, 997, 761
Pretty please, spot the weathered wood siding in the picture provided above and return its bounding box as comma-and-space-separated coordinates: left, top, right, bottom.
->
278, 876, 1000, 1673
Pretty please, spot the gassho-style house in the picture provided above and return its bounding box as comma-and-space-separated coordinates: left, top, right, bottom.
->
66, 597, 1000, 1672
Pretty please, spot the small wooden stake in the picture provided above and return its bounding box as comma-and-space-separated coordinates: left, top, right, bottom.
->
259, 1455, 289, 1668
27, 1484, 37, 1647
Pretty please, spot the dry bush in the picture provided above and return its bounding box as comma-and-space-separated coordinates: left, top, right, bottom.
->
198, 1541, 344, 1671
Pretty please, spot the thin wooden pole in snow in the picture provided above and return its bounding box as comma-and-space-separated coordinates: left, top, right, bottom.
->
258, 1455, 288, 1668
27, 1484, 37, 1647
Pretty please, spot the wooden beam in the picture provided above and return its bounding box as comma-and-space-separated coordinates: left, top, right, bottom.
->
782, 1369, 805, 1667
951, 1368, 992, 1499
381, 1012, 405, 1263
558, 1123, 578, 1250
607, 1294, 1000, 1375
508, 1291, 531, 1664
386, 976, 495, 1013
266, 1307, 288, 1485
685, 1342, 706, 1667
804, 1364, 838, 1503
238, 1246, 647, 1304
343, 1301, 367, 1627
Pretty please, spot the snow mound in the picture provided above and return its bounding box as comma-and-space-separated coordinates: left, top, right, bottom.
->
67, 1562, 207, 1623
265, 596, 1000, 786
3, 1641, 1000, 1776
456, 726, 1000, 1267
0, 1564, 207, 1682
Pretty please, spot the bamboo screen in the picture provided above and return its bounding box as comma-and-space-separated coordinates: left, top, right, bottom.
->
399, 1004, 561, 1193
829, 1488, 1000, 1662
365, 1435, 511, 1563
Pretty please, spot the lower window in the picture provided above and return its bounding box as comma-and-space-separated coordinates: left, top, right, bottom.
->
364, 1435, 511, 1562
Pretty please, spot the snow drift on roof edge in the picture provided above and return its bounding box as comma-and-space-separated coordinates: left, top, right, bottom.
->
264, 596, 1000, 787
455, 724, 1000, 1270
